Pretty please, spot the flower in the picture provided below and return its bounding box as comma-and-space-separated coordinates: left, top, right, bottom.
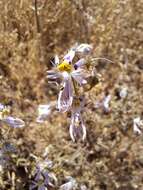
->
47, 47, 90, 112
0, 103, 25, 128
133, 117, 143, 135
69, 96, 86, 142
30, 160, 57, 190
2, 116, 25, 128
74, 43, 93, 55
36, 104, 51, 123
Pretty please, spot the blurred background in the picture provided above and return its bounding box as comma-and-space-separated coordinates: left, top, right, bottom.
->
0, 0, 143, 189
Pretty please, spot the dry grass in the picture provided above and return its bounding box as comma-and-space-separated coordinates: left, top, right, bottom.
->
0, 0, 143, 189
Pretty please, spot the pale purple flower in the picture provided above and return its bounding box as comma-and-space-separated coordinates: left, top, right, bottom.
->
2, 116, 25, 128
30, 160, 57, 190
57, 74, 73, 112
69, 97, 86, 142
47, 49, 89, 112
0, 103, 25, 128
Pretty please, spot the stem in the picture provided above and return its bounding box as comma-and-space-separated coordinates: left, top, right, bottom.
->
72, 77, 79, 96
92, 57, 113, 63
34, 0, 41, 33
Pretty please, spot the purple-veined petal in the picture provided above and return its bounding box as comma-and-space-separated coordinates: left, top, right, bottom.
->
74, 58, 85, 69
3, 116, 25, 128
64, 50, 75, 63
72, 69, 87, 85
57, 79, 73, 112
69, 113, 86, 142
47, 70, 61, 80
43, 171, 50, 185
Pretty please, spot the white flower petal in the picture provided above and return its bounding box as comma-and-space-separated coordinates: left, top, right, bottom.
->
60, 177, 77, 190
72, 69, 87, 85
82, 123, 87, 141
47, 70, 61, 80
69, 122, 75, 142
133, 117, 143, 135
0, 103, 4, 111
54, 55, 60, 65
103, 95, 111, 112
3, 116, 25, 128
69, 112, 86, 142
74, 58, 85, 69
57, 80, 73, 112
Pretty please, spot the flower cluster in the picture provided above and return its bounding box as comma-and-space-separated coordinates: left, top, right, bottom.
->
47, 44, 93, 141
30, 158, 57, 190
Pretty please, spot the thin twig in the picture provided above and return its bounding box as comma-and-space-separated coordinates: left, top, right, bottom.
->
92, 57, 114, 63
34, 0, 41, 33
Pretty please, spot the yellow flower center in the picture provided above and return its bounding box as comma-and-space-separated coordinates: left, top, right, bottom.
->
57, 61, 72, 73
0, 108, 10, 119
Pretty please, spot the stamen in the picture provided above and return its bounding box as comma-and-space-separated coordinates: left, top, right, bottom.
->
57, 61, 72, 72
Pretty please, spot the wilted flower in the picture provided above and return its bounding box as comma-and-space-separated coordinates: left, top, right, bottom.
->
36, 104, 51, 123
2, 116, 25, 128
69, 96, 86, 142
74, 43, 93, 55
47, 45, 92, 112
60, 176, 77, 190
0, 103, 25, 128
133, 117, 143, 135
